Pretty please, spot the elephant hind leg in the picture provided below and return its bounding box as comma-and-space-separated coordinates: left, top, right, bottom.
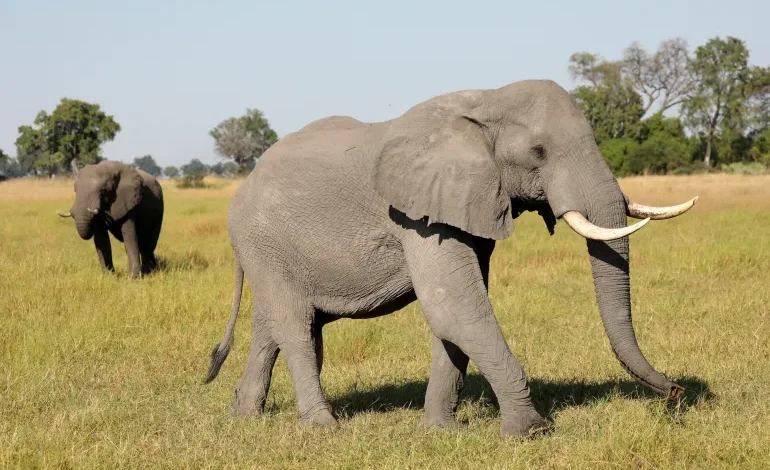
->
269, 296, 336, 427
424, 335, 469, 429
233, 305, 280, 416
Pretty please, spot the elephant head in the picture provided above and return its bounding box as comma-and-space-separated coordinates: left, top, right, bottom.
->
372, 80, 696, 399
57, 161, 144, 239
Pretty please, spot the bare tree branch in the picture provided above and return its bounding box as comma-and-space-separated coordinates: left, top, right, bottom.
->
621, 38, 694, 116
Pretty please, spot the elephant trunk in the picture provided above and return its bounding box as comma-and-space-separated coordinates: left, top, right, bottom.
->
73, 198, 100, 240
584, 181, 684, 399
546, 145, 684, 399
75, 212, 94, 240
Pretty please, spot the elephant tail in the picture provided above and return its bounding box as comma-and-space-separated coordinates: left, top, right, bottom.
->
203, 260, 245, 384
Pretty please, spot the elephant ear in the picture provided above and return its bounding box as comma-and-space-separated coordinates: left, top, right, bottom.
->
109, 166, 144, 221
371, 92, 513, 240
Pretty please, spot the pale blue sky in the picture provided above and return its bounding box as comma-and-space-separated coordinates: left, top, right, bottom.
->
1, 0, 767, 167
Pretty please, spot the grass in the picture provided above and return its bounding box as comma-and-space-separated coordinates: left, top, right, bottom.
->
1, 173, 769, 469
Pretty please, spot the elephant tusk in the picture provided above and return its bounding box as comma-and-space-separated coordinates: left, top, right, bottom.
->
562, 211, 649, 241
87, 207, 99, 214
56, 210, 73, 218
626, 196, 699, 220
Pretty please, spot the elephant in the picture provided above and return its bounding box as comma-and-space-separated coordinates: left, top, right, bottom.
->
202, 79, 698, 438
56, 160, 164, 278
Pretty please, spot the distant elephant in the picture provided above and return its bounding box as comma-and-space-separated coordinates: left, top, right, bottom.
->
57, 160, 164, 278
203, 80, 697, 438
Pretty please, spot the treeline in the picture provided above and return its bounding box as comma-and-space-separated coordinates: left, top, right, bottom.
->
2, 34, 768, 181
0, 101, 278, 181
567, 36, 770, 175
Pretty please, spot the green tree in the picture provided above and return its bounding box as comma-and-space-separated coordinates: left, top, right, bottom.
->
748, 127, 770, 165
597, 138, 639, 176
746, 70, 770, 133
15, 125, 46, 174
15, 98, 120, 176
568, 52, 622, 86
181, 159, 209, 177
0, 149, 14, 179
241, 108, 279, 159
570, 83, 645, 142
210, 161, 238, 177
133, 155, 162, 176
209, 108, 278, 174
569, 51, 645, 143
627, 115, 693, 175
163, 166, 180, 178
682, 37, 765, 167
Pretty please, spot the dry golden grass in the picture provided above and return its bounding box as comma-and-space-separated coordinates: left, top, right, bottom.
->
1, 174, 769, 469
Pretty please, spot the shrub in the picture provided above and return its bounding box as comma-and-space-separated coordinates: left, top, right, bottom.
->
598, 138, 638, 176
720, 162, 769, 175
176, 174, 207, 189
627, 132, 692, 175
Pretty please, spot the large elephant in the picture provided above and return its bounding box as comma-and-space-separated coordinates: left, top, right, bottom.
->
203, 80, 697, 438
57, 160, 164, 278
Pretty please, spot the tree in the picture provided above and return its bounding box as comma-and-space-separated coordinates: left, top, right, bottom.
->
0, 149, 26, 179
209, 108, 278, 174
682, 37, 764, 167
133, 155, 162, 176
570, 82, 645, 142
746, 69, 770, 134
210, 161, 239, 177
627, 114, 693, 174
15, 125, 46, 175
209, 118, 257, 173
0, 149, 10, 179
748, 127, 770, 165
568, 52, 621, 86
568, 51, 645, 143
241, 108, 278, 160
163, 166, 180, 178
15, 98, 120, 175
621, 38, 694, 115
181, 159, 209, 177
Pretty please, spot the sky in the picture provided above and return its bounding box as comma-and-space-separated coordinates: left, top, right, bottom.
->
1, 0, 768, 168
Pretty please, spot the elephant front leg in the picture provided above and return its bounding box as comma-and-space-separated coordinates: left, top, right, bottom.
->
424, 335, 469, 429
120, 219, 141, 278
93, 225, 114, 273
140, 251, 158, 274
405, 232, 549, 439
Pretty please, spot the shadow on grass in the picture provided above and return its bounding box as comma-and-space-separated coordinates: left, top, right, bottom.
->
330, 373, 714, 421
154, 251, 211, 272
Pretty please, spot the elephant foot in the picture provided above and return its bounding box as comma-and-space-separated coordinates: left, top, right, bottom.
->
500, 409, 552, 439
423, 411, 465, 431
232, 388, 267, 417
423, 417, 465, 431
301, 407, 339, 429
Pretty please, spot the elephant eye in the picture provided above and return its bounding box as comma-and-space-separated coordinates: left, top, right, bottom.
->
531, 145, 546, 160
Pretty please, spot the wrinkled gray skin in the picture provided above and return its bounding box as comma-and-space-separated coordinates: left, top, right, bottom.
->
58, 161, 164, 278
204, 80, 684, 438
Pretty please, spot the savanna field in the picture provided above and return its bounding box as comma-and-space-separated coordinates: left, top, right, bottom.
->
1, 174, 769, 469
